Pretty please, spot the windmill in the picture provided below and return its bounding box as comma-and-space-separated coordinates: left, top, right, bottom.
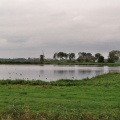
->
40, 50, 45, 64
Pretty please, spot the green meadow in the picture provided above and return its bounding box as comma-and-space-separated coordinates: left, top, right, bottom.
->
1, 60, 120, 66
44, 61, 120, 66
0, 73, 119, 120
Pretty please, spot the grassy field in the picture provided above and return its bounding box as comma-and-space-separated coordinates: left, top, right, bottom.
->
0, 73, 119, 120
1, 60, 120, 66
44, 61, 120, 66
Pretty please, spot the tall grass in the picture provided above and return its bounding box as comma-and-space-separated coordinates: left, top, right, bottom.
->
0, 105, 120, 120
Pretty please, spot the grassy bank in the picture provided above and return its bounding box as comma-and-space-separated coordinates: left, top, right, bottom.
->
1, 60, 120, 66
0, 73, 120, 120
44, 61, 120, 66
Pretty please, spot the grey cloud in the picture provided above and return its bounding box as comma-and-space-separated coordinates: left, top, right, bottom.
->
6, 37, 28, 43
0, 0, 120, 58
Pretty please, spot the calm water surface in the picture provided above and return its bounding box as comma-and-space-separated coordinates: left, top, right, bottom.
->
0, 65, 120, 81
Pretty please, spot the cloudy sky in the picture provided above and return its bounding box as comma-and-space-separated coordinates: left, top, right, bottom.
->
0, 0, 120, 59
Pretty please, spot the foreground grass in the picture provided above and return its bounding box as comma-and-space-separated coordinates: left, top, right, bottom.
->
0, 73, 119, 120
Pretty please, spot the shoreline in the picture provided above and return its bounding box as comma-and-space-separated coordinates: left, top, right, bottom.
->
0, 72, 119, 85
0, 61, 120, 66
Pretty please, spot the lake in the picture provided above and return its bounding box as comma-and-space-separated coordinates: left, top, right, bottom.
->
0, 65, 120, 81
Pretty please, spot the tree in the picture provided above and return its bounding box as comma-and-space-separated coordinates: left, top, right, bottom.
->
95, 53, 101, 59
108, 58, 114, 63
78, 52, 82, 57
56, 52, 68, 60
78, 52, 94, 62
86, 53, 92, 57
86, 53, 93, 62
98, 56, 104, 63
108, 50, 120, 62
57, 52, 65, 59
81, 52, 87, 57
64, 53, 68, 60
95, 53, 102, 62
53, 52, 58, 60
94, 53, 105, 63
68, 53, 75, 61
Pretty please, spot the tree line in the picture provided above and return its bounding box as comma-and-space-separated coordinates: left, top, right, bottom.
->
53, 52, 75, 61
53, 50, 120, 63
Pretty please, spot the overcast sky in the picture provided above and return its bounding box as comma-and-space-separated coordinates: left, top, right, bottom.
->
0, 0, 120, 59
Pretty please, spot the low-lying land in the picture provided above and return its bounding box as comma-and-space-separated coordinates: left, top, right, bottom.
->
44, 61, 120, 66
0, 73, 119, 120
0, 60, 120, 66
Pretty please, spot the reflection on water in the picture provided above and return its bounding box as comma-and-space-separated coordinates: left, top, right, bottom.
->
0, 65, 119, 81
